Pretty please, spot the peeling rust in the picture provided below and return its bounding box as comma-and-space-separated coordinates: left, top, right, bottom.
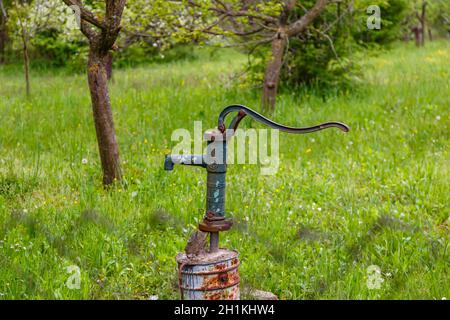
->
215, 263, 226, 271
198, 270, 240, 291
204, 285, 239, 300
198, 213, 232, 233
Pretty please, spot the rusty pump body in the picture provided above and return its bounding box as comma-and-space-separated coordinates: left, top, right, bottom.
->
164, 105, 349, 300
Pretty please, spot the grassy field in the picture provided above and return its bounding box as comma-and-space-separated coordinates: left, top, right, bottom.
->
0, 41, 448, 300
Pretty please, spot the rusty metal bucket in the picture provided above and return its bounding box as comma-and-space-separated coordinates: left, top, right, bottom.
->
176, 249, 240, 300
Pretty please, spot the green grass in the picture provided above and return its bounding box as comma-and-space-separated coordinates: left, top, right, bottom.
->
0, 42, 449, 300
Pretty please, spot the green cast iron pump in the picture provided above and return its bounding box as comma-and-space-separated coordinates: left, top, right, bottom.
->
164, 105, 349, 253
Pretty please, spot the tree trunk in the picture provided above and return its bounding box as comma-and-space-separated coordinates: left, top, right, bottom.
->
412, 27, 421, 47
87, 48, 122, 185
0, 0, 6, 64
61, 0, 125, 186
262, 32, 287, 111
0, 18, 7, 64
0, 28, 6, 63
21, 29, 30, 96
105, 51, 113, 81
261, 0, 328, 111
428, 28, 432, 41
420, 1, 426, 47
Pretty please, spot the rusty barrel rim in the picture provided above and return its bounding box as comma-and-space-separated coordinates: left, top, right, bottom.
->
176, 249, 239, 266
179, 261, 240, 276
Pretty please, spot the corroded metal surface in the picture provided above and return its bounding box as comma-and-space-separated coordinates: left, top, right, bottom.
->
176, 249, 240, 300
198, 212, 232, 233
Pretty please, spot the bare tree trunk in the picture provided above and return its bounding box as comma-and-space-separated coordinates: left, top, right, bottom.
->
105, 51, 113, 81
0, 0, 6, 63
428, 28, 432, 41
87, 47, 122, 185
420, 1, 427, 47
0, 23, 7, 64
262, 32, 287, 111
20, 28, 30, 96
62, 0, 126, 186
412, 27, 421, 47
261, 0, 328, 111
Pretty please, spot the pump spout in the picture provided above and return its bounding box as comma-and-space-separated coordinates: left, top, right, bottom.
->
164, 154, 206, 171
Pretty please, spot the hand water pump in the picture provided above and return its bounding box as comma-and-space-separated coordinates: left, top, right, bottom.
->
164, 105, 349, 300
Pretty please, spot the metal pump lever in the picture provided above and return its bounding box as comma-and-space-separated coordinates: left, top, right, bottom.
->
218, 104, 349, 134
165, 105, 349, 254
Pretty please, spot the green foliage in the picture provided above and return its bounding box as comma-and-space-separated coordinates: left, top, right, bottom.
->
3, 0, 203, 67
31, 29, 84, 67
425, 0, 450, 37
241, 0, 411, 93
353, 0, 409, 45
5, 0, 87, 66
113, 43, 200, 69
281, 22, 362, 91
112, 0, 205, 67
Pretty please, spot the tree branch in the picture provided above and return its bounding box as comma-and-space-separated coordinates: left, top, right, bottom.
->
0, 0, 7, 19
100, 0, 126, 51
211, 7, 278, 24
105, 0, 126, 32
186, 0, 278, 24
62, 0, 105, 30
280, 0, 296, 26
80, 19, 96, 39
312, 27, 339, 60
287, 0, 328, 37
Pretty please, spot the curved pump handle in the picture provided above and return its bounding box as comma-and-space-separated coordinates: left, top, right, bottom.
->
218, 104, 350, 134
